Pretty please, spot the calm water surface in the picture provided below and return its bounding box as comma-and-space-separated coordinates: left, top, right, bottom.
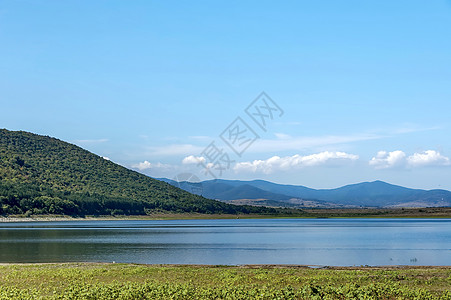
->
0, 218, 450, 266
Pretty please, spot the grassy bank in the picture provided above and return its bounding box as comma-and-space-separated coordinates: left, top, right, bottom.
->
0, 263, 450, 299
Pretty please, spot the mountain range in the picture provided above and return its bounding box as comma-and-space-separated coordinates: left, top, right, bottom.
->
161, 178, 451, 208
2, 128, 449, 217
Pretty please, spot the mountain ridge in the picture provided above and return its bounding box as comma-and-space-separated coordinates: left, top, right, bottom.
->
162, 178, 451, 208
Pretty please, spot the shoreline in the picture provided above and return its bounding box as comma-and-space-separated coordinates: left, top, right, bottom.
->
3, 215, 451, 222
2, 215, 451, 223
1, 262, 451, 269
2, 207, 451, 222
2, 208, 451, 222
0, 214, 265, 222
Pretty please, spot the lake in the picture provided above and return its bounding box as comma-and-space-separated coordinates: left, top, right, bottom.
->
0, 218, 450, 266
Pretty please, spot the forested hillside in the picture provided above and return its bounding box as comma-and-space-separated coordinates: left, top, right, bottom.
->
0, 129, 272, 216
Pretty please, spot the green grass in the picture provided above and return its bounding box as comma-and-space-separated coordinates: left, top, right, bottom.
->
0, 264, 450, 299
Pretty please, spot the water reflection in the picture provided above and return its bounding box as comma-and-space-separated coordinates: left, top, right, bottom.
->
0, 219, 450, 266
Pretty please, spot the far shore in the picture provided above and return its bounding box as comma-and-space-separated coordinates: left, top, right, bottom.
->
2, 207, 451, 222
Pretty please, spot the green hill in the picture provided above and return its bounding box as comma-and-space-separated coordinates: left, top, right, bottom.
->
0, 129, 273, 216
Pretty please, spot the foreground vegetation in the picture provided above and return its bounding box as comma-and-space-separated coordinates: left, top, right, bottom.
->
0, 263, 450, 299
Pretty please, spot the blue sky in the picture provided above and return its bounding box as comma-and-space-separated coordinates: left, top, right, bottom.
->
1, 0, 451, 189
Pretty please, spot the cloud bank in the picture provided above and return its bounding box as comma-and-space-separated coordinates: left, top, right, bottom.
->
132, 161, 173, 171
233, 151, 359, 174
407, 150, 450, 167
369, 151, 406, 169
369, 150, 450, 169
182, 155, 205, 164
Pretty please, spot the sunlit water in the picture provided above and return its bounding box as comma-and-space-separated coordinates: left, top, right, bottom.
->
1, 218, 450, 266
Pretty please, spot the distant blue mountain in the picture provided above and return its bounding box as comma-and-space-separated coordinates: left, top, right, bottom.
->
160, 178, 451, 208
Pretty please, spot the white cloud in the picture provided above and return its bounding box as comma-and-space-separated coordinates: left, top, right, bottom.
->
369, 150, 406, 169
131, 161, 173, 171
132, 161, 152, 170
182, 155, 205, 164
407, 150, 450, 167
233, 151, 359, 174
102, 156, 111, 161
130, 160, 209, 179
369, 150, 450, 169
